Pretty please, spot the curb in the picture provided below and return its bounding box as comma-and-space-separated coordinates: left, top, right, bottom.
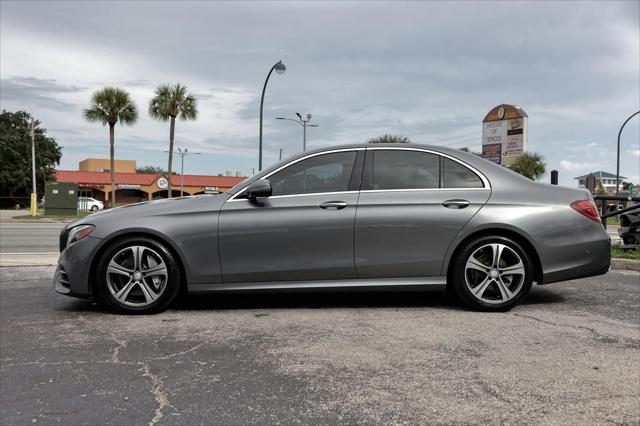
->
0, 220, 72, 224
611, 258, 640, 272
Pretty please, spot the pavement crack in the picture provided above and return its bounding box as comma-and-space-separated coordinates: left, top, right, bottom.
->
150, 343, 204, 361
140, 362, 176, 426
110, 336, 128, 363
512, 313, 633, 346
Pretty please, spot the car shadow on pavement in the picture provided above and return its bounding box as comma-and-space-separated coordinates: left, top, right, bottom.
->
175, 289, 465, 312
522, 286, 567, 305
56, 285, 566, 314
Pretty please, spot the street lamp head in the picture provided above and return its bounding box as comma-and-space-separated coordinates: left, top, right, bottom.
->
275, 117, 285, 120
306, 113, 312, 120
274, 60, 286, 75
295, 112, 302, 120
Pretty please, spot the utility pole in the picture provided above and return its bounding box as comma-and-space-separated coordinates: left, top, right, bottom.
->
173, 148, 201, 197
30, 119, 37, 217
279, 148, 283, 161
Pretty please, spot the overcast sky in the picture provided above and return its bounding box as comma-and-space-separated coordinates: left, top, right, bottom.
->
1, 0, 639, 186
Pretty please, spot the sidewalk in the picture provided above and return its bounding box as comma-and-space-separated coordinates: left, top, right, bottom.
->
0, 209, 74, 224
0, 252, 59, 267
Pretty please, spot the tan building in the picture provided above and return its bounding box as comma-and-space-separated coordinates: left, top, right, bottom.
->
79, 158, 137, 173
55, 158, 247, 207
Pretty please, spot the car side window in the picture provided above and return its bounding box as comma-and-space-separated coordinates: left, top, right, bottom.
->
442, 158, 484, 188
269, 151, 358, 196
372, 150, 439, 190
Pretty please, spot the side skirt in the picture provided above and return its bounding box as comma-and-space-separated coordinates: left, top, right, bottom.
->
189, 276, 447, 294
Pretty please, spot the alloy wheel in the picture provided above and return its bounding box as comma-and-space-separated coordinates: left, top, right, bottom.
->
105, 245, 168, 307
464, 243, 526, 304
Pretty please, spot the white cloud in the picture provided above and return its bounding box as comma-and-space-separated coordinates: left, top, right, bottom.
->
560, 160, 598, 172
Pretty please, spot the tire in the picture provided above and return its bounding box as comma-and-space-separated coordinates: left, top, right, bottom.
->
450, 236, 534, 312
96, 236, 181, 314
91, 205, 99, 212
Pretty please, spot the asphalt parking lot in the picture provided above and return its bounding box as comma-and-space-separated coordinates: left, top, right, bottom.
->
0, 266, 639, 425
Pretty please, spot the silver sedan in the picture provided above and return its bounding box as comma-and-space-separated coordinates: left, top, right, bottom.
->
54, 144, 610, 314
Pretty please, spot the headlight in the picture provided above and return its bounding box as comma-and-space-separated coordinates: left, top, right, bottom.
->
67, 224, 95, 246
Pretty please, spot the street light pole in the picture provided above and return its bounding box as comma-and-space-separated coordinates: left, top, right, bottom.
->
275, 113, 319, 152
165, 148, 201, 197
259, 60, 286, 172
615, 110, 640, 203
30, 119, 37, 217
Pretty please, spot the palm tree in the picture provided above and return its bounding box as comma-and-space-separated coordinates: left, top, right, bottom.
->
83, 87, 138, 207
148, 84, 198, 197
509, 152, 546, 180
368, 134, 410, 144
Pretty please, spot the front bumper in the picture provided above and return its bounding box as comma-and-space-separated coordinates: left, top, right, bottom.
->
53, 235, 103, 299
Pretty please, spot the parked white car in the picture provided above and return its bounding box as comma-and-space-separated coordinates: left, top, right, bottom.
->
78, 197, 104, 212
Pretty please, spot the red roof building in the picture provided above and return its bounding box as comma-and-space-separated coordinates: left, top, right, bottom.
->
54, 169, 247, 206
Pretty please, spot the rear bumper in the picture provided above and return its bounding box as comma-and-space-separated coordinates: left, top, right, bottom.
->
540, 236, 611, 284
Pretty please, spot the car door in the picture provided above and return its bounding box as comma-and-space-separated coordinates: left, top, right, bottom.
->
219, 149, 364, 283
354, 148, 491, 278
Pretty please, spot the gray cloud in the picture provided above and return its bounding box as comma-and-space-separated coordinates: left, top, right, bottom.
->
0, 76, 87, 110
1, 1, 638, 185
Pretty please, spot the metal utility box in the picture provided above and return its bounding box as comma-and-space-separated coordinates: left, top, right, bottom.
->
45, 182, 78, 216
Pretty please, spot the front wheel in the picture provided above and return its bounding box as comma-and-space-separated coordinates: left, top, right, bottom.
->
450, 236, 534, 312
96, 236, 181, 314
91, 205, 99, 212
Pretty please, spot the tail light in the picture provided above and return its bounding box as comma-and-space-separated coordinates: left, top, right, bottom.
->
570, 200, 601, 223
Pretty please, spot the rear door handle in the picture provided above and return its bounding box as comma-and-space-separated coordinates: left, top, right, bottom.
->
442, 199, 470, 209
319, 201, 347, 210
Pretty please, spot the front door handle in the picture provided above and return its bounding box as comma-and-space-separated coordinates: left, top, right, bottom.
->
319, 201, 347, 210
442, 199, 470, 209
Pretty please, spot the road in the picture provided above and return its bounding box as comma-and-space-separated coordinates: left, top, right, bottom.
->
1, 266, 638, 425
0, 223, 63, 253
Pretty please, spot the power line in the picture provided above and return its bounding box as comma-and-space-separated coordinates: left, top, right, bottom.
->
428, 131, 479, 144
439, 136, 482, 147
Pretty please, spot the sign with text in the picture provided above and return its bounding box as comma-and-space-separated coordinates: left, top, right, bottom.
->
482, 143, 502, 164
482, 104, 528, 166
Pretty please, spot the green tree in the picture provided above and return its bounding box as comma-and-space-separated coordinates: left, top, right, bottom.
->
459, 147, 482, 156
622, 181, 633, 191
83, 87, 138, 206
136, 165, 165, 174
0, 110, 62, 204
509, 152, 546, 180
149, 83, 198, 197
368, 134, 410, 144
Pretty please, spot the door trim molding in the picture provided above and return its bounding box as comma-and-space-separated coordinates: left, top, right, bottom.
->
189, 276, 447, 292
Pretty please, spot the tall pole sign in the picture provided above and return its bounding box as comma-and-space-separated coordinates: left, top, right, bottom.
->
482, 104, 528, 166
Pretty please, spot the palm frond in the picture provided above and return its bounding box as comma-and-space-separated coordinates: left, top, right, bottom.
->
149, 83, 199, 121
84, 87, 138, 126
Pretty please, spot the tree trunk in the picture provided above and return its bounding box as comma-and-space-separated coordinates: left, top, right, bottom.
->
167, 116, 176, 198
109, 124, 116, 207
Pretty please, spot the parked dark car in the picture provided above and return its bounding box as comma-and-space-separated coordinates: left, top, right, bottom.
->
54, 144, 610, 314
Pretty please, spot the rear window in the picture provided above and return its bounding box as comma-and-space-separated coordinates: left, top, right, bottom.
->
442, 158, 483, 188
372, 150, 439, 190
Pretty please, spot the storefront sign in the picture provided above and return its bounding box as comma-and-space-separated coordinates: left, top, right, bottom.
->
118, 184, 141, 190
204, 186, 219, 194
157, 177, 169, 189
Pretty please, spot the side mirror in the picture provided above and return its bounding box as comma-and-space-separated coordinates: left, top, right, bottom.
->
246, 179, 272, 200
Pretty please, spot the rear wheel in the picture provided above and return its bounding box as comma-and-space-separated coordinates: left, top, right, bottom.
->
91, 205, 98, 211
96, 236, 181, 314
451, 236, 533, 312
